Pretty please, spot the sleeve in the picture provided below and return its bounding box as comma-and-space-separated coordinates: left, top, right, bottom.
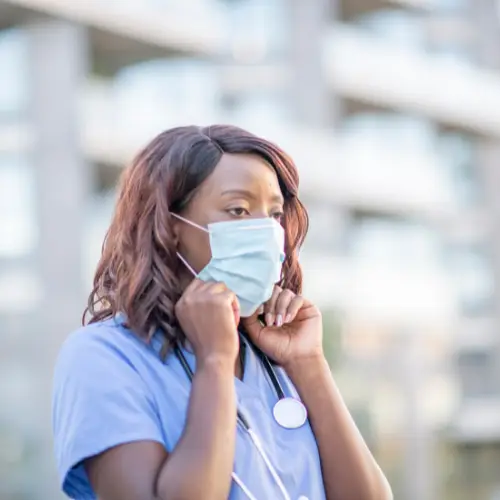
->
52, 328, 165, 499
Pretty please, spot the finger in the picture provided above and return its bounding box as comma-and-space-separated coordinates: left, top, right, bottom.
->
274, 289, 296, 327
221, 288, 237, 305
283, 295, 304, 324
264, 285, 282, 327
180, 278, 206, 303
205, 281, 228, 295
241, 311, 264, 343
230, 293, 240, 325
216, 289, 239, 326
184, 277, 205, 293
207, 285, 237, 309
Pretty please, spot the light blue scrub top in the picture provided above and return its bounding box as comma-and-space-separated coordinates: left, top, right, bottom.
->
52, 318, 327, 500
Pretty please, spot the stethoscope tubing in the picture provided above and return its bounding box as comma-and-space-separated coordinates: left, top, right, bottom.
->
173, 338, 293, 500
174, 334, 286, 430
254, 345, 286, 400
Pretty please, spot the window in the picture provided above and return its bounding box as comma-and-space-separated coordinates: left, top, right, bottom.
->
438, 133, 481, 208
341, 113, 437, 152
114, 59, 219, 140
302, 202, 348, 252
351, 9, 426, 50
445, 244, 494, 315
347, 213, 441, 269
0, 29, 29, 118
435, 0, 468, 13
219, 93, 292, 129
457, 349, 497, 398
84, 190, 116, 285
225, 0, 288, 61
0, 156, 36, 258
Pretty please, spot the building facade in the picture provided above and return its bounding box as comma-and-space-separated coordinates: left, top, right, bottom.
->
0, 0, 500, 499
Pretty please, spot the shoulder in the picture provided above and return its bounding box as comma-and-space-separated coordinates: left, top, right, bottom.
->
54, 318, 151, 375
52, 318, 161, 412
52, 317, 164, 421
57, 317, 136, 355
52, 319, 166, 499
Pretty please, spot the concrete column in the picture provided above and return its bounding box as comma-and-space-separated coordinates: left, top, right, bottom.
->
475, 142, 500, 390
473, 0, 500, 68
473, 0, 500, 392
26, 19, 90, 499
28, 20, 90, 340
399, 330, 436, 500
287, 0, 338, 127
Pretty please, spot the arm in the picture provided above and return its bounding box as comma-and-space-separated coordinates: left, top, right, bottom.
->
53, 280, 241, 500
87, 355, 237, 500
284, 355, 393, 500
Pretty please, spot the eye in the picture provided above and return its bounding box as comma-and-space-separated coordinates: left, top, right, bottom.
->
227, 207, 250, 217
271, 210, 284, 222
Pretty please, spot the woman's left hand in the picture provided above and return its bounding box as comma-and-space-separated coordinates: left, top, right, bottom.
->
241, 285, 324, 368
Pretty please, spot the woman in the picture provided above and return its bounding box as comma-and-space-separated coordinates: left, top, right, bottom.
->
52, 125, 392, 500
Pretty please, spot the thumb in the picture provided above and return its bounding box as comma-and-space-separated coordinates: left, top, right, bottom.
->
231, 295, 241, 327
241, 306, 264, 341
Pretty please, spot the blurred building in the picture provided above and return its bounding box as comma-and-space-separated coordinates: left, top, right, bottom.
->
1, 0, 500, 499
223, 1, 500, 497
0, 2, 226, 498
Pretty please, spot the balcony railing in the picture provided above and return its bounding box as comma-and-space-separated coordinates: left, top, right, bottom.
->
300, 251, 456, 323
222, 22, 500, 137
0, 76, 457, 219
324, 24, 500, 136
1, 0, 225, 58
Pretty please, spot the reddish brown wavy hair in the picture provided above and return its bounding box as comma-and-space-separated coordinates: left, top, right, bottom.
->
84, 125, 309, 348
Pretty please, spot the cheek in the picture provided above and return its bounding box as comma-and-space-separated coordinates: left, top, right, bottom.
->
180, 230, 212, 273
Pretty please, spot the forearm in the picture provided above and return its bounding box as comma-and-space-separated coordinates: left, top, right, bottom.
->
156, 356, 237, 500
285, 356, 392, 500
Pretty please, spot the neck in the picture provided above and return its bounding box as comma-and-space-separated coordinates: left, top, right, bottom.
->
235, 356, 243, 380
235, 341, 245, 380
178, 270, 194, 293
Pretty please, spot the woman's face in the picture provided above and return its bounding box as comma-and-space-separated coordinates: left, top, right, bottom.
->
173, 153, 284, 277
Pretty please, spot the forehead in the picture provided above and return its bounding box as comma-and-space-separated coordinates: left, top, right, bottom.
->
200, 153, 283, 199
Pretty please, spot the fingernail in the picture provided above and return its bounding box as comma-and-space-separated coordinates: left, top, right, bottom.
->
276, 314, 283, 327
285, 314, 292, 324
266, 313, 274, 326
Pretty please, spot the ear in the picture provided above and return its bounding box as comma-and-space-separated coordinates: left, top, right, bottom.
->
170, 214, 181, 247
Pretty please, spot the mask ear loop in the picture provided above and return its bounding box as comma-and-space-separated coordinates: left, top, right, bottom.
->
171, 212, 209, 233
171, 213, 209, 277
176, 251, 198, 277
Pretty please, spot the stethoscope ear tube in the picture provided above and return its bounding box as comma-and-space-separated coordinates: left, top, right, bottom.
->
173, 336, 307, 499
242, 319, 288, 401
252, 343, 286, 400
174, 345, 194, 381
175, 331, 287, 401
174, 342, 252, 429
174, 332, 304, 431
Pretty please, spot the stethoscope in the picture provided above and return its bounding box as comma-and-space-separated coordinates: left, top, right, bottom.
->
174, 335, 309, 500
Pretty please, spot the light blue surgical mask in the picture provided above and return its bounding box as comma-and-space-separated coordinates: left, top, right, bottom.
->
173, 214, 285, 317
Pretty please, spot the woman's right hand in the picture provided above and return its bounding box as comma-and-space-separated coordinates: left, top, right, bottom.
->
175, 279, 240, 366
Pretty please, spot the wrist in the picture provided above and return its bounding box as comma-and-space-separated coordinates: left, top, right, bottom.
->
282, 352, 328, 379
197, 352, 236, 376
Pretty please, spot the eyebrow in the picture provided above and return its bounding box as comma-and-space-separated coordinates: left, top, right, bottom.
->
220, 188, 284, 204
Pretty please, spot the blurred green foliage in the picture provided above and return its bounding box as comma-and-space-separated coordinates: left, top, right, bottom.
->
321, 308, 344, 370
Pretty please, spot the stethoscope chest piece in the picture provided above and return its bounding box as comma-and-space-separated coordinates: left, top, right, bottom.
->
273, 397, 307, 429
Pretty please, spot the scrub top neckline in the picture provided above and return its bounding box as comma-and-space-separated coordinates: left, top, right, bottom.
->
150, 329, 258, 396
